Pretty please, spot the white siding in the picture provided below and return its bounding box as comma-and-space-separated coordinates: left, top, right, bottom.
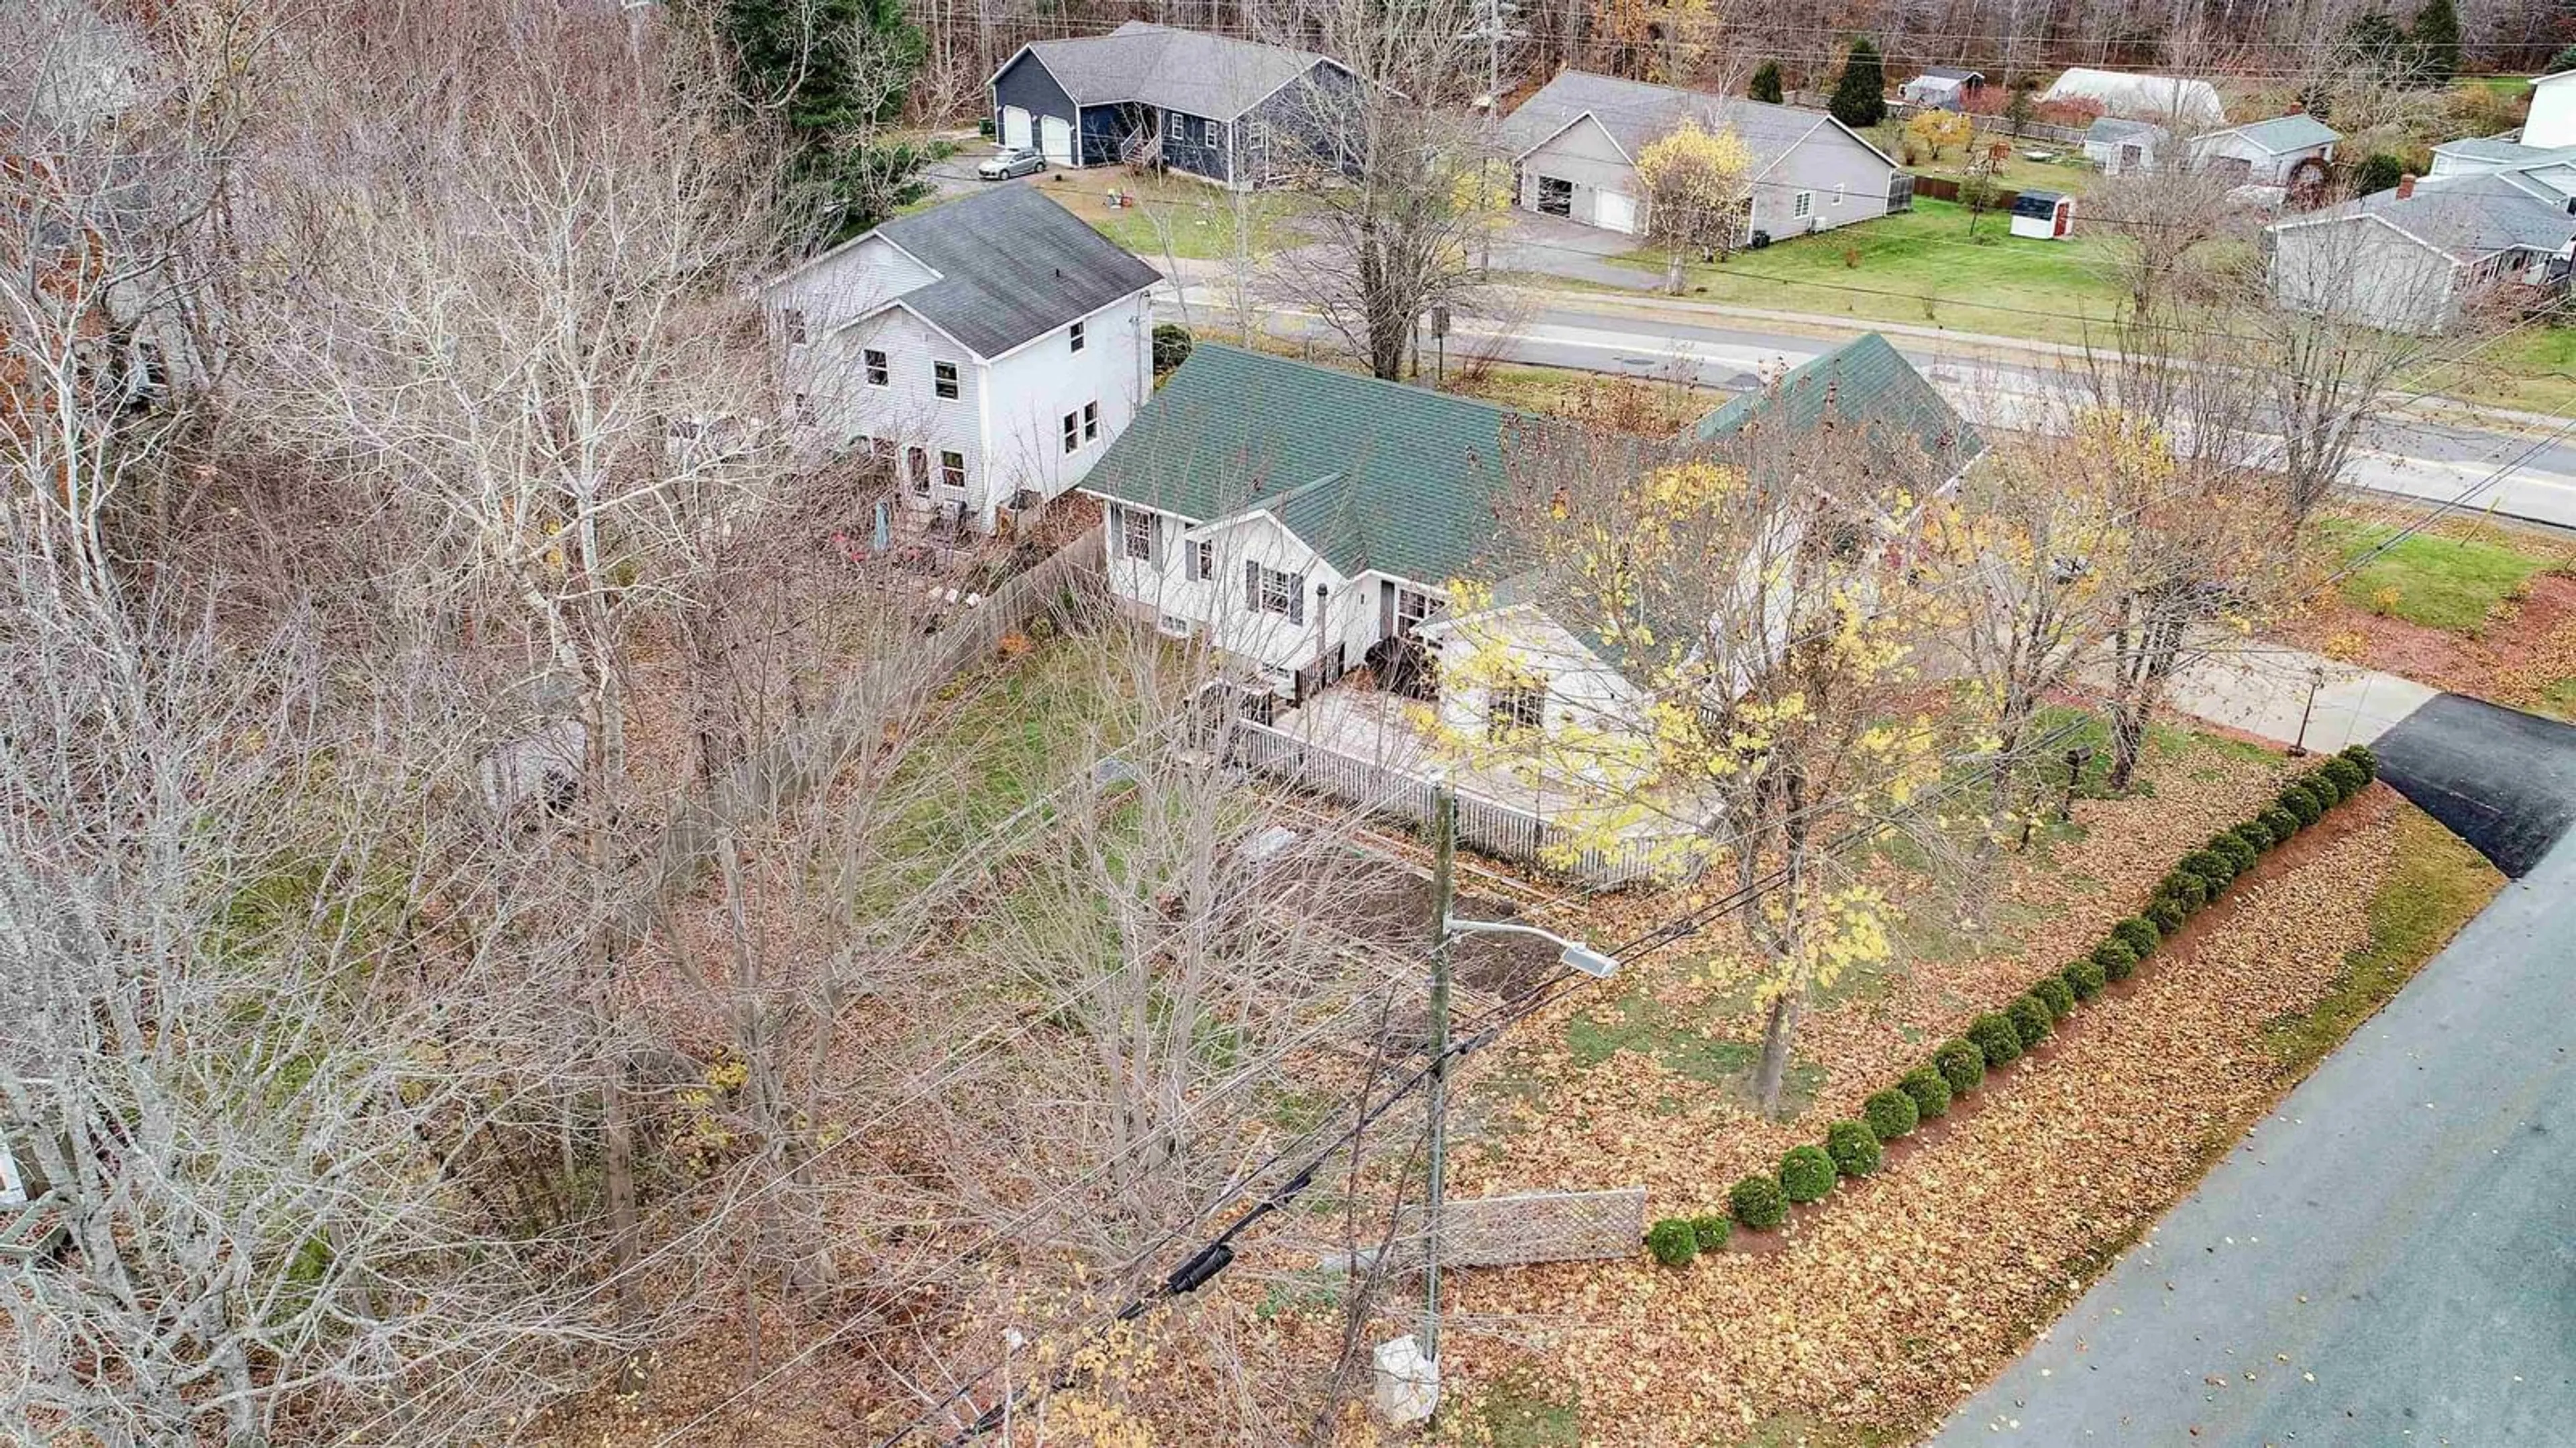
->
2269, 215, 2463, 333
979, 293, 1154, 516
2192, 130, 2332, 185
792, 306, 986, 513
1421, 605, 1648, 778
1103, 505, 1350, 678
762, 236, 935, 339
1517, 116, 1646, 231
2526, 72, 2576, 151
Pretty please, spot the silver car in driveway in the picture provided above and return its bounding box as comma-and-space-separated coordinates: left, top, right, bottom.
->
977, 147, 1045, 180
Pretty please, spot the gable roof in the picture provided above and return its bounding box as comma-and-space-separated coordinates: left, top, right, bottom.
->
2220, 113, 2339, 152
2041, 67, 2225, 124
1688, 333, 1982, 477
1088, 334, 1978, 593
1081, 344, 1515, 585
1005, 22, 1340, 121
1501, 70, 1896, 172
2088, 115, 2158, 144
2296, 173, 2576, 261
1917, 66, 1984, 82
853, 185, 1161, 358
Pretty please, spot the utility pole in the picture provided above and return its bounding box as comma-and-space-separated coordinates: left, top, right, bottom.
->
1422, 782, 1457, 1375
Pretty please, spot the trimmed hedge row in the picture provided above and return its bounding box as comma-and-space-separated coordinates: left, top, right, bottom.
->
1664, 745, 2380, 1250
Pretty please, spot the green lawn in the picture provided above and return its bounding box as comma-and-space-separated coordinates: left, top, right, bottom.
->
1864, 122, 2099, 196
2323, 519, 2551, 631
1038, 168, 1307, 261
1620, 199, 2139, 345
2263, 805, 2498, 1072
2441, 324, 2576, 417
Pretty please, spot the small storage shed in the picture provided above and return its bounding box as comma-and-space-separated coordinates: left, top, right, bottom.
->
2008, 189, 2073, 239
1900, 67, 1985, 109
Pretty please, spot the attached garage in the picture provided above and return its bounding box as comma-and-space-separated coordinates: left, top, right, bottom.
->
1592, 189, 1639, 234
1040, 115, 1075, 166
1002, 105, 1032, 152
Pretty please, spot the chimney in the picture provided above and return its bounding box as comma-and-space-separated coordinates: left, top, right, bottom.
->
2396, 173, 2417, 199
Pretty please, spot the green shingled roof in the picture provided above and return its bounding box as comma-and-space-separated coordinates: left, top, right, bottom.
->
1080, 343, 1518, 586
1689, 332, 1981, 470
1084, 334, 1976, 587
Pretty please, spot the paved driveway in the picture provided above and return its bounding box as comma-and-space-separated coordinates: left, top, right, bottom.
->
1928, 696, 2576, 1446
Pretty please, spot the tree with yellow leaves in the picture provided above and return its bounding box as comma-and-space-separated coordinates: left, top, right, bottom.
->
1470, 400, 1970, 1114
1902, 107, 1974, 162
1635, 117, 1754, 293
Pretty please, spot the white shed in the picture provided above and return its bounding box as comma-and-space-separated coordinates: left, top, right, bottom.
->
2043, 67, 2225, 125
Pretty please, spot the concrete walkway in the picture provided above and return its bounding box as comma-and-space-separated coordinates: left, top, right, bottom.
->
2154, 641, 2438, 755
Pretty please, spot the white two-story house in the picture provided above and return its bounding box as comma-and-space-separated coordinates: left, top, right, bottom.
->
759, 183, 1162, 533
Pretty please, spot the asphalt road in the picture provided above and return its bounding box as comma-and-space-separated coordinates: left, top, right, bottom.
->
1927, 695, 2576, 1447
1163, 289, 2576, 528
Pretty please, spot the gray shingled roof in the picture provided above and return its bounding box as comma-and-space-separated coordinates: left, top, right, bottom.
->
1501, 70, 1890, 170
2087, 116, 2157, 144
2224, 113, 2339, 152
1917, 66, 1984, 82
872, 185, 1162, 358
2316, 174, 2576, 260
1016, 22, 1336, 121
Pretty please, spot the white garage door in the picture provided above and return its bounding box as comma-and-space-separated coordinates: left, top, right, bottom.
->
1002, 106, 1032, 152
1040, 115, 1075, 166
1594, 190, 1639, 234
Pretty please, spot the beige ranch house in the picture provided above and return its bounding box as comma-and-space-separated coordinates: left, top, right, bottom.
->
1499, 70, 1911, 242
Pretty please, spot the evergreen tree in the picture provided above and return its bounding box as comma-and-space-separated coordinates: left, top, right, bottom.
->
716, 0, 930, 244
2408, 0, 2461, 85
1829, 40, 1888, 129
2344, 11, 2411, 77
2354, 152, 2406, 194
1750, 60, 1784, 103
2551, 44, 2576, 75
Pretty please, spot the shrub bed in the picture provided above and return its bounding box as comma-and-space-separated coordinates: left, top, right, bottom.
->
1646, 1217, 1698, 1268
1690, 752, 2374, 1244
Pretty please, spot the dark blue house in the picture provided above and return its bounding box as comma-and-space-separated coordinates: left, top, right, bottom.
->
989, 22, 1360, 191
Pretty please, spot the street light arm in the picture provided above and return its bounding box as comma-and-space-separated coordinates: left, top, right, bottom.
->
1440, 917, 1621, 978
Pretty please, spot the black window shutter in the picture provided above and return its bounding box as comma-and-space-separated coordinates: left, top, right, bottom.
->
1246, 559, 1261, 611
1288, 576, 1305, 625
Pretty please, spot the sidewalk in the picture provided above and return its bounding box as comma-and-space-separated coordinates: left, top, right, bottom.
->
2153, 639, 2436, 754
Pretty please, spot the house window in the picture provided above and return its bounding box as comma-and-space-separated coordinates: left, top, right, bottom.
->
1082, 401, 1099, 442
1069, 320, 1086, 352
1832, 183, 1845, 207
906, 446, 930, 495
783, 308, 808, 346
1245, 561, 1305, 622
940, 450, 966, 489
1191, 539, 1214, 581
1394, 586, 1438, 636
1792, 190, 1813, 219
864, 348, 888, 386
1062, 410, 1081, 454
1120, 507, 1156, 561
932, 361, 959, 400
1488, 679, 1546, 739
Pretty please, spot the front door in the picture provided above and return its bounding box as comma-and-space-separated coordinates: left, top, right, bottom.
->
1002, 105, 1032, 152
1040, 115, 1075, 166
1536, 175, 1572, 217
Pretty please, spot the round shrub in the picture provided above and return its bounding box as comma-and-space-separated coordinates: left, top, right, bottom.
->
2033, 974, 2076, 1022
2260, 805, 2302, 843
1966, 1012, 2023, 1068
1935, 1038, 1987, 1094
2179, 848, 2236, 889
2157, 870, 2210, 913
2145, 894, 2188, 935
1779, 1144, 1837, 1203
1690, 1212, 1731, 1253
2006, 993, 2054, 1049
1730, 1172, 1788, 1230
2339, 743, 2379, 781
2281, 782, 2326, 825
1825, 1119, 1883, 1177
1151, 322, 1195, 376
2321, 756, 2367, 799
1646, 1217, 1698, 1268
2064, 955, 2107, 1000
2232, 817, 2277, 853
1864, 1087, 1921, 1141
1900, 1064, 1952, 1120
2208, 832, 2259, 877
2111, 915, 2160, 957
2092, 937, 2141, 983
